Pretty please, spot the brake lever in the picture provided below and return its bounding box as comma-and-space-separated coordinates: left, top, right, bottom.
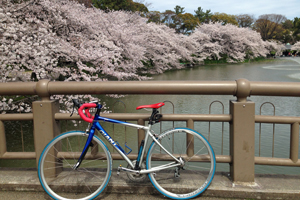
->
70, 104, 75, 117
70, 99, 81, 117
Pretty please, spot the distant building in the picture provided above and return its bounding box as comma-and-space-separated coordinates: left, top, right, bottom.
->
285, 43, 292, 50
282, 43, 293, 56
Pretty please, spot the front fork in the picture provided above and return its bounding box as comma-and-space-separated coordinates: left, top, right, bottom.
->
73, 125, 94, 170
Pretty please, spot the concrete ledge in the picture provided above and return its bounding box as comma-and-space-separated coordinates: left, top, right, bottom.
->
0, 169, 300, 199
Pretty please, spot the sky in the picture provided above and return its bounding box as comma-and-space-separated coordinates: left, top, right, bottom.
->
145, 0, 300, 20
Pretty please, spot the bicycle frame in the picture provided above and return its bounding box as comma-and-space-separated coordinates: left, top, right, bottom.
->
76, 113, 182, 174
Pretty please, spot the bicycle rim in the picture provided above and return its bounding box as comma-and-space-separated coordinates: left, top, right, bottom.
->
38, 131, 112, 200
146, 128, 215, 199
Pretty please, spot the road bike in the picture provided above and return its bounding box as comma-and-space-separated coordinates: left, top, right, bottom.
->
38, 100, 216, 200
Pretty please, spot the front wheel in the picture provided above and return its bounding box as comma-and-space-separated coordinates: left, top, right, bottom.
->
146, 128, 216, 199
38, 131, 112, 200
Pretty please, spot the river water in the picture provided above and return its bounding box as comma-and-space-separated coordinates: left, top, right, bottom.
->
2, 57, 300, 174
104, 57, 300, 174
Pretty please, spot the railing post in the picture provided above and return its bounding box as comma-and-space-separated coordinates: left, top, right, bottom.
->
230, 100, 255, 182
0, 121, 6, 157
187, 119, 194, 157
290, 122, 299, 163
33, 80, 60, 169
230, 78, 255, 183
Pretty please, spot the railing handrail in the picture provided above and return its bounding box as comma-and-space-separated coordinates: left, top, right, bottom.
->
1, 79, 300, 101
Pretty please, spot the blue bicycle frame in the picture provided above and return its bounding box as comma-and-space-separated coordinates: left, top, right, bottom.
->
74, 107, 181, 173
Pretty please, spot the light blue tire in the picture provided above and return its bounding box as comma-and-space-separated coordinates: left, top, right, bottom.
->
38, 131, 112, 200
146, 128, 216, 199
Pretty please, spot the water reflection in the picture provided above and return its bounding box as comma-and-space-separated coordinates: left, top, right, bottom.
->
106, 57, 300, 174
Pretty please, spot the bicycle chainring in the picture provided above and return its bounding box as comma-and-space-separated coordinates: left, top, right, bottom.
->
126, 160, 148, 183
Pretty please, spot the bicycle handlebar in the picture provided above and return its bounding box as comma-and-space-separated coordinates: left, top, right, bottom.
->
72, 99, 97, 123
78, 103, 96, 123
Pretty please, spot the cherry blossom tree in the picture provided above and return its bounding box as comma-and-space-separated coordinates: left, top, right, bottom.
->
0, 0, 199, 112
292, 41, 300, 52
191, 22, 283, 62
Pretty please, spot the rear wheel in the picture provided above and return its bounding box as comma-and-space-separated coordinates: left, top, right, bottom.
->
146, 128, 215, 199
38, 131, 112, 200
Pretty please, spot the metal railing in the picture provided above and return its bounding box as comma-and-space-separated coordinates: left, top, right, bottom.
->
0, 79, 300, 183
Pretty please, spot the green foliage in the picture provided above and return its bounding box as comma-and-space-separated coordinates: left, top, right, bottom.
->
177, 13, 199, 34
92, 0, 148, 12
174, 5, 185, 15
130, 1, 148, 12
204, 58, 227, 65
146, 11, 163, 24
282, 19, 294, 29
161, 10, 176, 27
160, 5, 199, 34
281, 29, 293, 43
292, 17, 300, 41
194, 7, 212, 24
211, 12, 239, 26
92, 0, 127, 11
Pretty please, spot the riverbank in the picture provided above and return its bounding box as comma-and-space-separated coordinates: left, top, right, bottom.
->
203, 57, 273, 65
163, 57, 276, 76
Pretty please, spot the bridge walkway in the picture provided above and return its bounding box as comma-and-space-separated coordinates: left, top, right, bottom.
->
0, 169, 299, 199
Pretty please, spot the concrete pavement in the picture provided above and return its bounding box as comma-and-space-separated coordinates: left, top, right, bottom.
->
0, 191, 245, 200
0, 168, 300, 199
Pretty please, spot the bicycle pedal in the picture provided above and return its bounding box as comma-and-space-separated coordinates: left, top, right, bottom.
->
117, 165, 122, 176
174, 168, 180, 178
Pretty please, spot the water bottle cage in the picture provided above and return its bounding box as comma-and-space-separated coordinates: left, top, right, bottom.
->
115, 141, 132, 155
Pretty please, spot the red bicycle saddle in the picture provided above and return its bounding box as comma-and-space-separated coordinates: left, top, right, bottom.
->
136, 102, 165, 110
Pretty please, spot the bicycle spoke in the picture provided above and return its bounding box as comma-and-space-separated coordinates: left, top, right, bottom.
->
44, 150, 73, 168
186, 146, 206, 162
77, 168, 105, 182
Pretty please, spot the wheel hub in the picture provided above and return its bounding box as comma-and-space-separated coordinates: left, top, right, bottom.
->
178, 157, 186, 167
